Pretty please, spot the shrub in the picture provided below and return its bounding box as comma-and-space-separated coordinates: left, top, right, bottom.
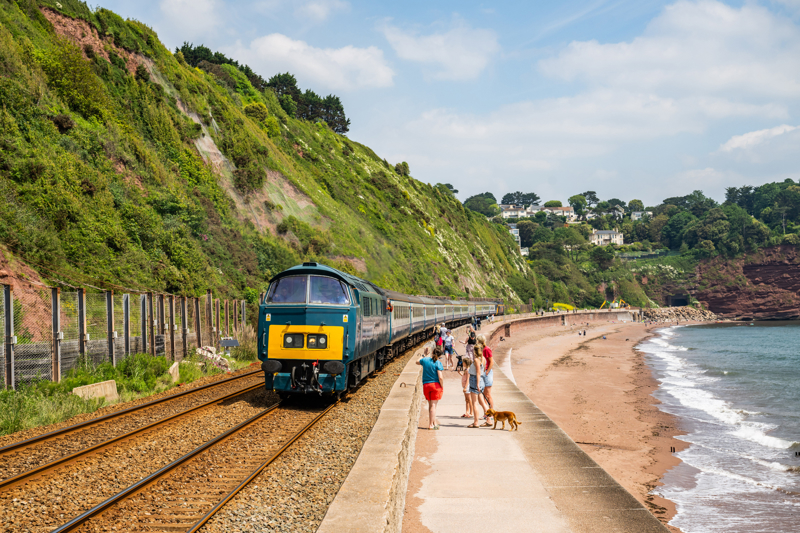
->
50, 114, 75, 133
244, 102, 269, 123
35, 38, 109, 119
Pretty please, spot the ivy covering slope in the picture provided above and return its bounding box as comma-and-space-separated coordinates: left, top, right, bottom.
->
0, 0, 526, 301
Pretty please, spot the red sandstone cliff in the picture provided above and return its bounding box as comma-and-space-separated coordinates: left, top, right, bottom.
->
692, 245, 800, 320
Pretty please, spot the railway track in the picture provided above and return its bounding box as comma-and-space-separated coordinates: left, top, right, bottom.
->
53, 401, 335, 533
0, 368, 263, 488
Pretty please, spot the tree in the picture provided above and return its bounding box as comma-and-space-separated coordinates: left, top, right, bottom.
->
590, 245, 615, 269
661, 211, 695, 249
464, 193, 500, 217
628, 199, 645, 212
517, 220, 537, 247
544, 200, 562, 207
279, 94, 297, 117
267, 72, 301, 101
581, 191, 600, 207
436, 183, 458, 196
501, 191, 540, 206
607, 198, 625, 208
568, 195, 588, 217
395, 162, 410, 177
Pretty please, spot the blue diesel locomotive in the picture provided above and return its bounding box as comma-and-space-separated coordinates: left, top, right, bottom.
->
258, 263, 498, 396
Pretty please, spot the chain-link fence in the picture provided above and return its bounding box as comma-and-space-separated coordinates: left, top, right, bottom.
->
0, 283, 246, 389
12, 287, 53, 387
129, 293, 145, 355
85, 291, 109, 366
60, 290, 81, 379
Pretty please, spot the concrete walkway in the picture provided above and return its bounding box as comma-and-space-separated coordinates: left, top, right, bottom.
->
403, 366, 668, 533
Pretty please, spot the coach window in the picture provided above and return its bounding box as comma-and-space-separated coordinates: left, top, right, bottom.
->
309, 276, 350, 305
267, 276, 308, 304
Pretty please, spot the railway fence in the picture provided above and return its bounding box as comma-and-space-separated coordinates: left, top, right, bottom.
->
1, 282, 253, 390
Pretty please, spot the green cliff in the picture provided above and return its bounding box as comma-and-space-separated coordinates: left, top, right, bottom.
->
0, 0, 526, 300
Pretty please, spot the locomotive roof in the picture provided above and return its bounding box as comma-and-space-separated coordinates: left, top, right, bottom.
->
272, 263, 385, 296
272, 264, 497, 305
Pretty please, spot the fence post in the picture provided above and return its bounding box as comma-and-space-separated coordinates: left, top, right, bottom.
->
140, 294, 148, 355
52, 288, 61, 382
148, 292, 155, 357
195, 297, 203, 348
106, 291, 115, 366
4, 285, 15, 390
206, 290, 213, 347
123, 294, 130, 356
168, 295, 175, 362
181, 296, 188, 359
215, 299, 221, 347
224, 300, 230, 337
78, 288, 87, 360
241, 300, 246, 330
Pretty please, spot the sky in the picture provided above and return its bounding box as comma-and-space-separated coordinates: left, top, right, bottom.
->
99, 0, 800, 207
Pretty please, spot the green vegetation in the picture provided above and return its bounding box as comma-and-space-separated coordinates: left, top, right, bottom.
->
500, 191, 540, 206
463, 192, 500, 217
0, 1, 524, 303
0, 353, 222, 436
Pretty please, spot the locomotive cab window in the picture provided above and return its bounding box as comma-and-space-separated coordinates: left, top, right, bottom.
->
309, 276, 350, 305
268, 276, 308, 304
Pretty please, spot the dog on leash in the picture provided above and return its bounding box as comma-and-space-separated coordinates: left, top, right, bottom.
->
485, 409, 521, 431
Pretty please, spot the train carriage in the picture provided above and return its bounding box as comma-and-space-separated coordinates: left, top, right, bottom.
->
258, 263, 498, 396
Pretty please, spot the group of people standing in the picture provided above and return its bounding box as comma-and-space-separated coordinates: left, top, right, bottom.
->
417, 324, 494, 430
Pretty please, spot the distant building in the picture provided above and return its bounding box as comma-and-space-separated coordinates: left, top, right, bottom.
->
590, 229, 623, 246
520, 247, 529, 256
500, 205, 528, 219
500, 204, 576, 221
508, 224, 521, 245
631, 211, 653, 221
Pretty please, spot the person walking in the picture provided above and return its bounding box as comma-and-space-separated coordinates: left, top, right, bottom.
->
477, 335, 494, 426
467, 345, 489, 428
416, 347, 444, 430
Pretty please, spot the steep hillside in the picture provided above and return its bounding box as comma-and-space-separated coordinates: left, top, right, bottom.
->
0, 0, 526, 300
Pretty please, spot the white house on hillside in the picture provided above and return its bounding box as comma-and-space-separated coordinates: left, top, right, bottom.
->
500, 204, 577, 221
631, 211, 653, 221
590, 229, 623, 246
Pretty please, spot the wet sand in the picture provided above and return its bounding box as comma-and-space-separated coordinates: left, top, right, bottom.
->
491, 319, 688, 532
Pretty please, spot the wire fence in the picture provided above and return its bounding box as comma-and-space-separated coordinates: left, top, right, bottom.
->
0, 283, 248, 389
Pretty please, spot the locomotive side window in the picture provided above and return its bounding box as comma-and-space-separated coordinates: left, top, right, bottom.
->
268, 276, 308, 304
309, 276, 350, 305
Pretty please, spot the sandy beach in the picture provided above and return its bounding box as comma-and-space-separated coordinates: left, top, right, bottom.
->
492, 318, 688, 532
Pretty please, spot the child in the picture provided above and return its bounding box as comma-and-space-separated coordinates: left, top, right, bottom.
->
458, 357, 473, 418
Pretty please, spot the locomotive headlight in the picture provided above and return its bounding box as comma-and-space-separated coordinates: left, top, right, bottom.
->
283, 333, 304, 348
307, 334, 328, 349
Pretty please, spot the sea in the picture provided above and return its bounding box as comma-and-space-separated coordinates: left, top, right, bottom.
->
639, 322, 800, 533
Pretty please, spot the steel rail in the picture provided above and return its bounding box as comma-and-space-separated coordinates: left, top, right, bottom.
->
188, 401, 337, 533
0, 381, 265, 491
52, 402, 283, 533
0, 367, 262, 456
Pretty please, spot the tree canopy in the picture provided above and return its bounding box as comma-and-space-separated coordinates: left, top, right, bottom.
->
464, 193, 500, 217
544, 200, 562, 207
501, 191, 540, 206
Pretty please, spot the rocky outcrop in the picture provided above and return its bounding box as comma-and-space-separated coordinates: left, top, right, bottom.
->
692, 245, 800, 320
642, 307, 717, 322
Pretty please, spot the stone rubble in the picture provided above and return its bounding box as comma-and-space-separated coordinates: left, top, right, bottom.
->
641, 306, 718, 322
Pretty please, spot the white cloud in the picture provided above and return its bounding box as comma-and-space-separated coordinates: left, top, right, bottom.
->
718, 124, 798, 152
382, 21, 500, 80
160, 0, 220, 39
295, 0, 349, 22
228, 34, 394, 91
539, 0, 800, 100
378, 1, 800, 204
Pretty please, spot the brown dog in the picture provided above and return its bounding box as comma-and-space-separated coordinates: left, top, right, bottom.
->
485, 409, 521, 431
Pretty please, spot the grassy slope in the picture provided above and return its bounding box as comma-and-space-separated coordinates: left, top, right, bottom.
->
0, 0, 526, 300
